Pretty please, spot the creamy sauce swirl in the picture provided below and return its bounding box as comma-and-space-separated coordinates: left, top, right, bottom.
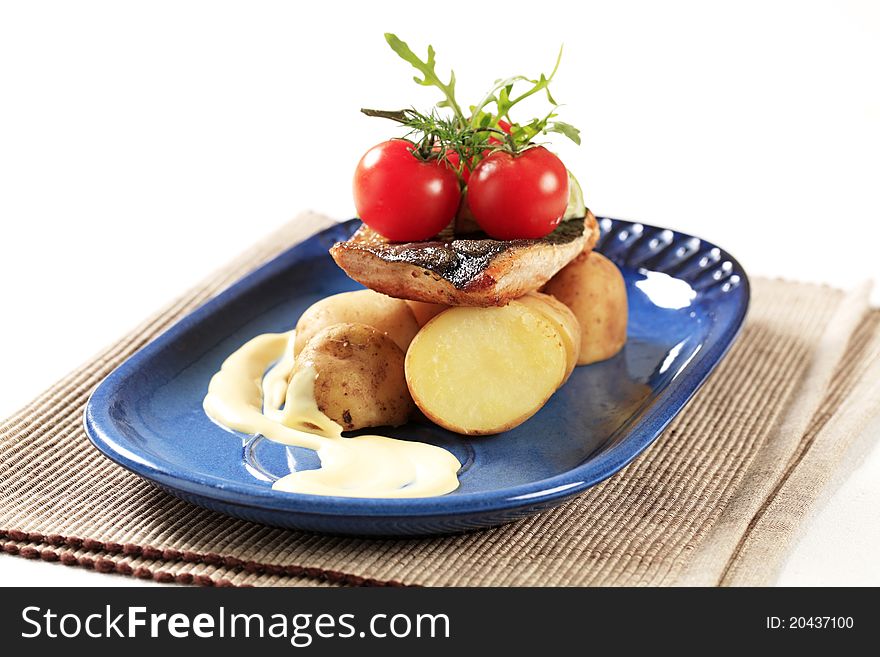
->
203, 331, 461, 498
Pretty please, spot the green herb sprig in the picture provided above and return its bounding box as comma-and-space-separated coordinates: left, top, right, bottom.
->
384, 34, 465, 120
366, 34, 581, 178
468, 46, 581, 147
360, 107, 499, 178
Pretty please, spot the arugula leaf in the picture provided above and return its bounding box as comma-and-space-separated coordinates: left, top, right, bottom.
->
547, 121, 581, 145
384, 33, 464, 120
462, 46, 581, 151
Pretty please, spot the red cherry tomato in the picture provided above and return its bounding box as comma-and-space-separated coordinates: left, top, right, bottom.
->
467, 146, 569, 240
353, 140, 461, 241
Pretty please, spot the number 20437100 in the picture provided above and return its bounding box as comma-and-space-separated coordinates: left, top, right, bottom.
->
766, 617, 854, 629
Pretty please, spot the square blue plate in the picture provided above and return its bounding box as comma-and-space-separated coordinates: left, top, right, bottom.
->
84, 218, 748, 535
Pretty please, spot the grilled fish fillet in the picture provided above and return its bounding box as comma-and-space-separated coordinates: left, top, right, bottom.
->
330, 210, 599, 307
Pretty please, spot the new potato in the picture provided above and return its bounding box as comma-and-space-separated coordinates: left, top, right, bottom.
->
294, 289, 419, 357
405, 303, 567, 435
296, 322, 414, 430
544, 252, 628, 365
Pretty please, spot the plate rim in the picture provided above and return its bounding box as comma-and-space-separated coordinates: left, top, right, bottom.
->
84, 217, 750, 520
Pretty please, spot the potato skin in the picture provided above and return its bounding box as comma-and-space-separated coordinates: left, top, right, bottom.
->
544, 252, 628, 365
296, 322, 414, 430
406, 300, 449, 327
294, 289, 419, 357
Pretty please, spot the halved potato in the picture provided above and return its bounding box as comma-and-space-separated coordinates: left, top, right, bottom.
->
406, 300, 449, 327
405, 303, 567, 435
517, 292, 582, 382
544, 252, 628, 365
294, 289, 419, 357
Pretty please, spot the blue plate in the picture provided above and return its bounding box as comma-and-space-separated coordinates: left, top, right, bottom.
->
84, 218, 749, 535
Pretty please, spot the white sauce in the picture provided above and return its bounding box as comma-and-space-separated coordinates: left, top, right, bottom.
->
203, 331, 461, 498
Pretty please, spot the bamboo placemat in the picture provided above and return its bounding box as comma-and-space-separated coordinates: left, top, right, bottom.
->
2, 213, 878, 586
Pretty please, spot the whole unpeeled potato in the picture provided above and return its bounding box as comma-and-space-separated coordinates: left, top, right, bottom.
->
294, 289, 419, 357
544, 252, 628, 365
295, 322, 414, 431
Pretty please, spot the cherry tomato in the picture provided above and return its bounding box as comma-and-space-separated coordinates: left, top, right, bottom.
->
353, 139, 461, 241
467, 146, 569, 240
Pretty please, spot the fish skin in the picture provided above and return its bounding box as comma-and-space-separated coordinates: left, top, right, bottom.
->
330, 210, 599, 307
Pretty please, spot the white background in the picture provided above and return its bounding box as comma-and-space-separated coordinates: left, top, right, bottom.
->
1, 0, 878, 585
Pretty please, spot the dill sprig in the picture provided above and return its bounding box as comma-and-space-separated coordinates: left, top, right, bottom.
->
361, 107, 504, 175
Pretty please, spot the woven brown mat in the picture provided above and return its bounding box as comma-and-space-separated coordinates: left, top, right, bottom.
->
2, 212, 879, 587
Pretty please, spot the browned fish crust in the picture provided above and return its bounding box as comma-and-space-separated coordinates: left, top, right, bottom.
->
330, 210, 599, 307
